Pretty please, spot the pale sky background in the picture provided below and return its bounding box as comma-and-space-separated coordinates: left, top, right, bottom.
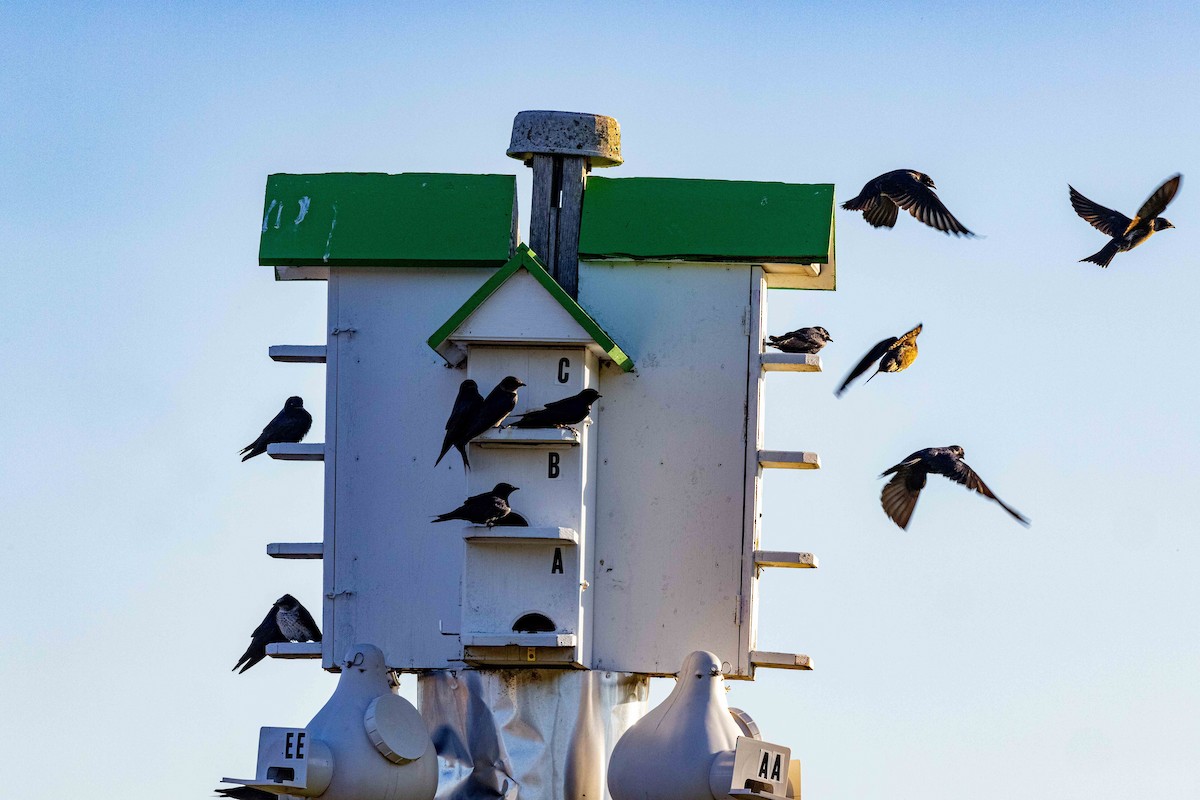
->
2, 3, 1198, 799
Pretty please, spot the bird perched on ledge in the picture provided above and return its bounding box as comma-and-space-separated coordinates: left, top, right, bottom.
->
232, 594, 321, 674
879, 446, 1029, 530
509, 388, 601, 428
842, 170, 975, 236
433, 483, 520, 527
435, 379, 484, 469
835, 324, 922, 397
1070, 174, 1181, 267
239, 396, 312, 461
766, 326, 832, 354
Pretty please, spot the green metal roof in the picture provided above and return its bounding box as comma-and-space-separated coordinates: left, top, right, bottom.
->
259, 172, 516, 268
578, 176, 834, 264
428, 245, 634, 372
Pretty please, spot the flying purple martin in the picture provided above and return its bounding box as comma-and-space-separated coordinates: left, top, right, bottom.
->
879, 445, 1029, 530
842, 170, 975, 236
1070, 174, 1181, 268
766, 326, 832, 354
835, 323, 922, 397
435, 379, 484, 469
239, 396, 312, 461
432, 483, 520, 527
462, 376, 525, 442
509, 388, 601, 428
232, 594, 321, 674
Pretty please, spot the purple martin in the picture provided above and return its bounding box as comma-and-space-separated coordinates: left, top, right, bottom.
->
435, 379, 485, 469
880, 445, 1029, 530
239, 396, 312, 461
509, 388, 601, 428
766, 326, 832, 354
432, 483, 519, 527
1071, 174, 1181, 268
835, 323, 922, 397
463, 376, 525, 442
842, 170, 975, 236
232, 594, 321, 674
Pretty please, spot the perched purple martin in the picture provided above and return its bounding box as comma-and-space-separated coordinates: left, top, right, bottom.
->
879, 445, 1029, 530
766, 326, 832, 354
462, 376, 525, 442
435, 379, 484, 469
1070, 174, 1181, 268
509, 388, 601, 428
843, 170, 975, 236
432, 483, 519, 527
239, 396, 312, 461
836, 324, 922, 397
232, 594, 321, 674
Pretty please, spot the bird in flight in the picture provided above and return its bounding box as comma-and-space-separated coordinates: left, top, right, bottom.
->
232, 594, 321, 674
435, 379, 484, 469
835, 324, 923, 397
765, 326, 832, 354
1070, 174, 1181, 268
509, 388, 601, 429
239, 396, 312, 461
842, 170, 975, 236
879, 446, 1029, 530
432, 482, 521, 527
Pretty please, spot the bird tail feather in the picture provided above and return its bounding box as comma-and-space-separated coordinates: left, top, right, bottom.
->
1080, 241, 1120, 268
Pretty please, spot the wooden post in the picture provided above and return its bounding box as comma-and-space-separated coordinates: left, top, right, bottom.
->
507, 111, 623, 300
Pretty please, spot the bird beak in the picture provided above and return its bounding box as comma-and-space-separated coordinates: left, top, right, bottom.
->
512, 487, 520, 492
517, 381, 527, 387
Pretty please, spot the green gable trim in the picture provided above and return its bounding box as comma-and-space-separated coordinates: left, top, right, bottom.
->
259, 172, 516, 268
578, 176, 833, 264
427, 245, 634, 372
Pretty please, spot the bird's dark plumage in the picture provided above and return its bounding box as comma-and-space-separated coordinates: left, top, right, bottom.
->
240, 396, 312, 461
842, 170, 975, 236
766, 326, 832, 354
232, 594, 321, 674
436, 379, 484, 469
463, 377, 525, 441
216, 787, 279, 800
835, 323, 922, 397
1070, 174, 1180, 267
510, 389, 601, 428
879, 445, 1029, 530
432, 483, 520, 527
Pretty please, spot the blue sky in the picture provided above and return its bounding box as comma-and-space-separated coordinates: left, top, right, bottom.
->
1, 3, 1198, 798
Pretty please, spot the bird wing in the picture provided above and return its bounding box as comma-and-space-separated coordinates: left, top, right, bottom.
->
1068, 186, 1131, 237
862, 197, 900, 229
888, 182, 973, 236
447, 387, 484, 431
880, 471, 921, 530
943, 460, 1030, 526
835, 337, 898, 396
1125, 173, 1182, 234
891, 323, 922, 349
294, 603, 322, 642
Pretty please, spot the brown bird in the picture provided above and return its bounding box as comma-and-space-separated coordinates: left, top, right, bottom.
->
835, 324, 922, 397
766, 326, 832, 354
1070, 174, 1181, 267
842, 170, 975, 236
880, 446, 1029, 530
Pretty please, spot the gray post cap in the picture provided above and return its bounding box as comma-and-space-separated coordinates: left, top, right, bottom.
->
507, 110, 623, 167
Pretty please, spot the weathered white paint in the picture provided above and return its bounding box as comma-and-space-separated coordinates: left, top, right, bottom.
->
261, 199, 278, 233
322, 204, 338, 263
294, 196, 311, 225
